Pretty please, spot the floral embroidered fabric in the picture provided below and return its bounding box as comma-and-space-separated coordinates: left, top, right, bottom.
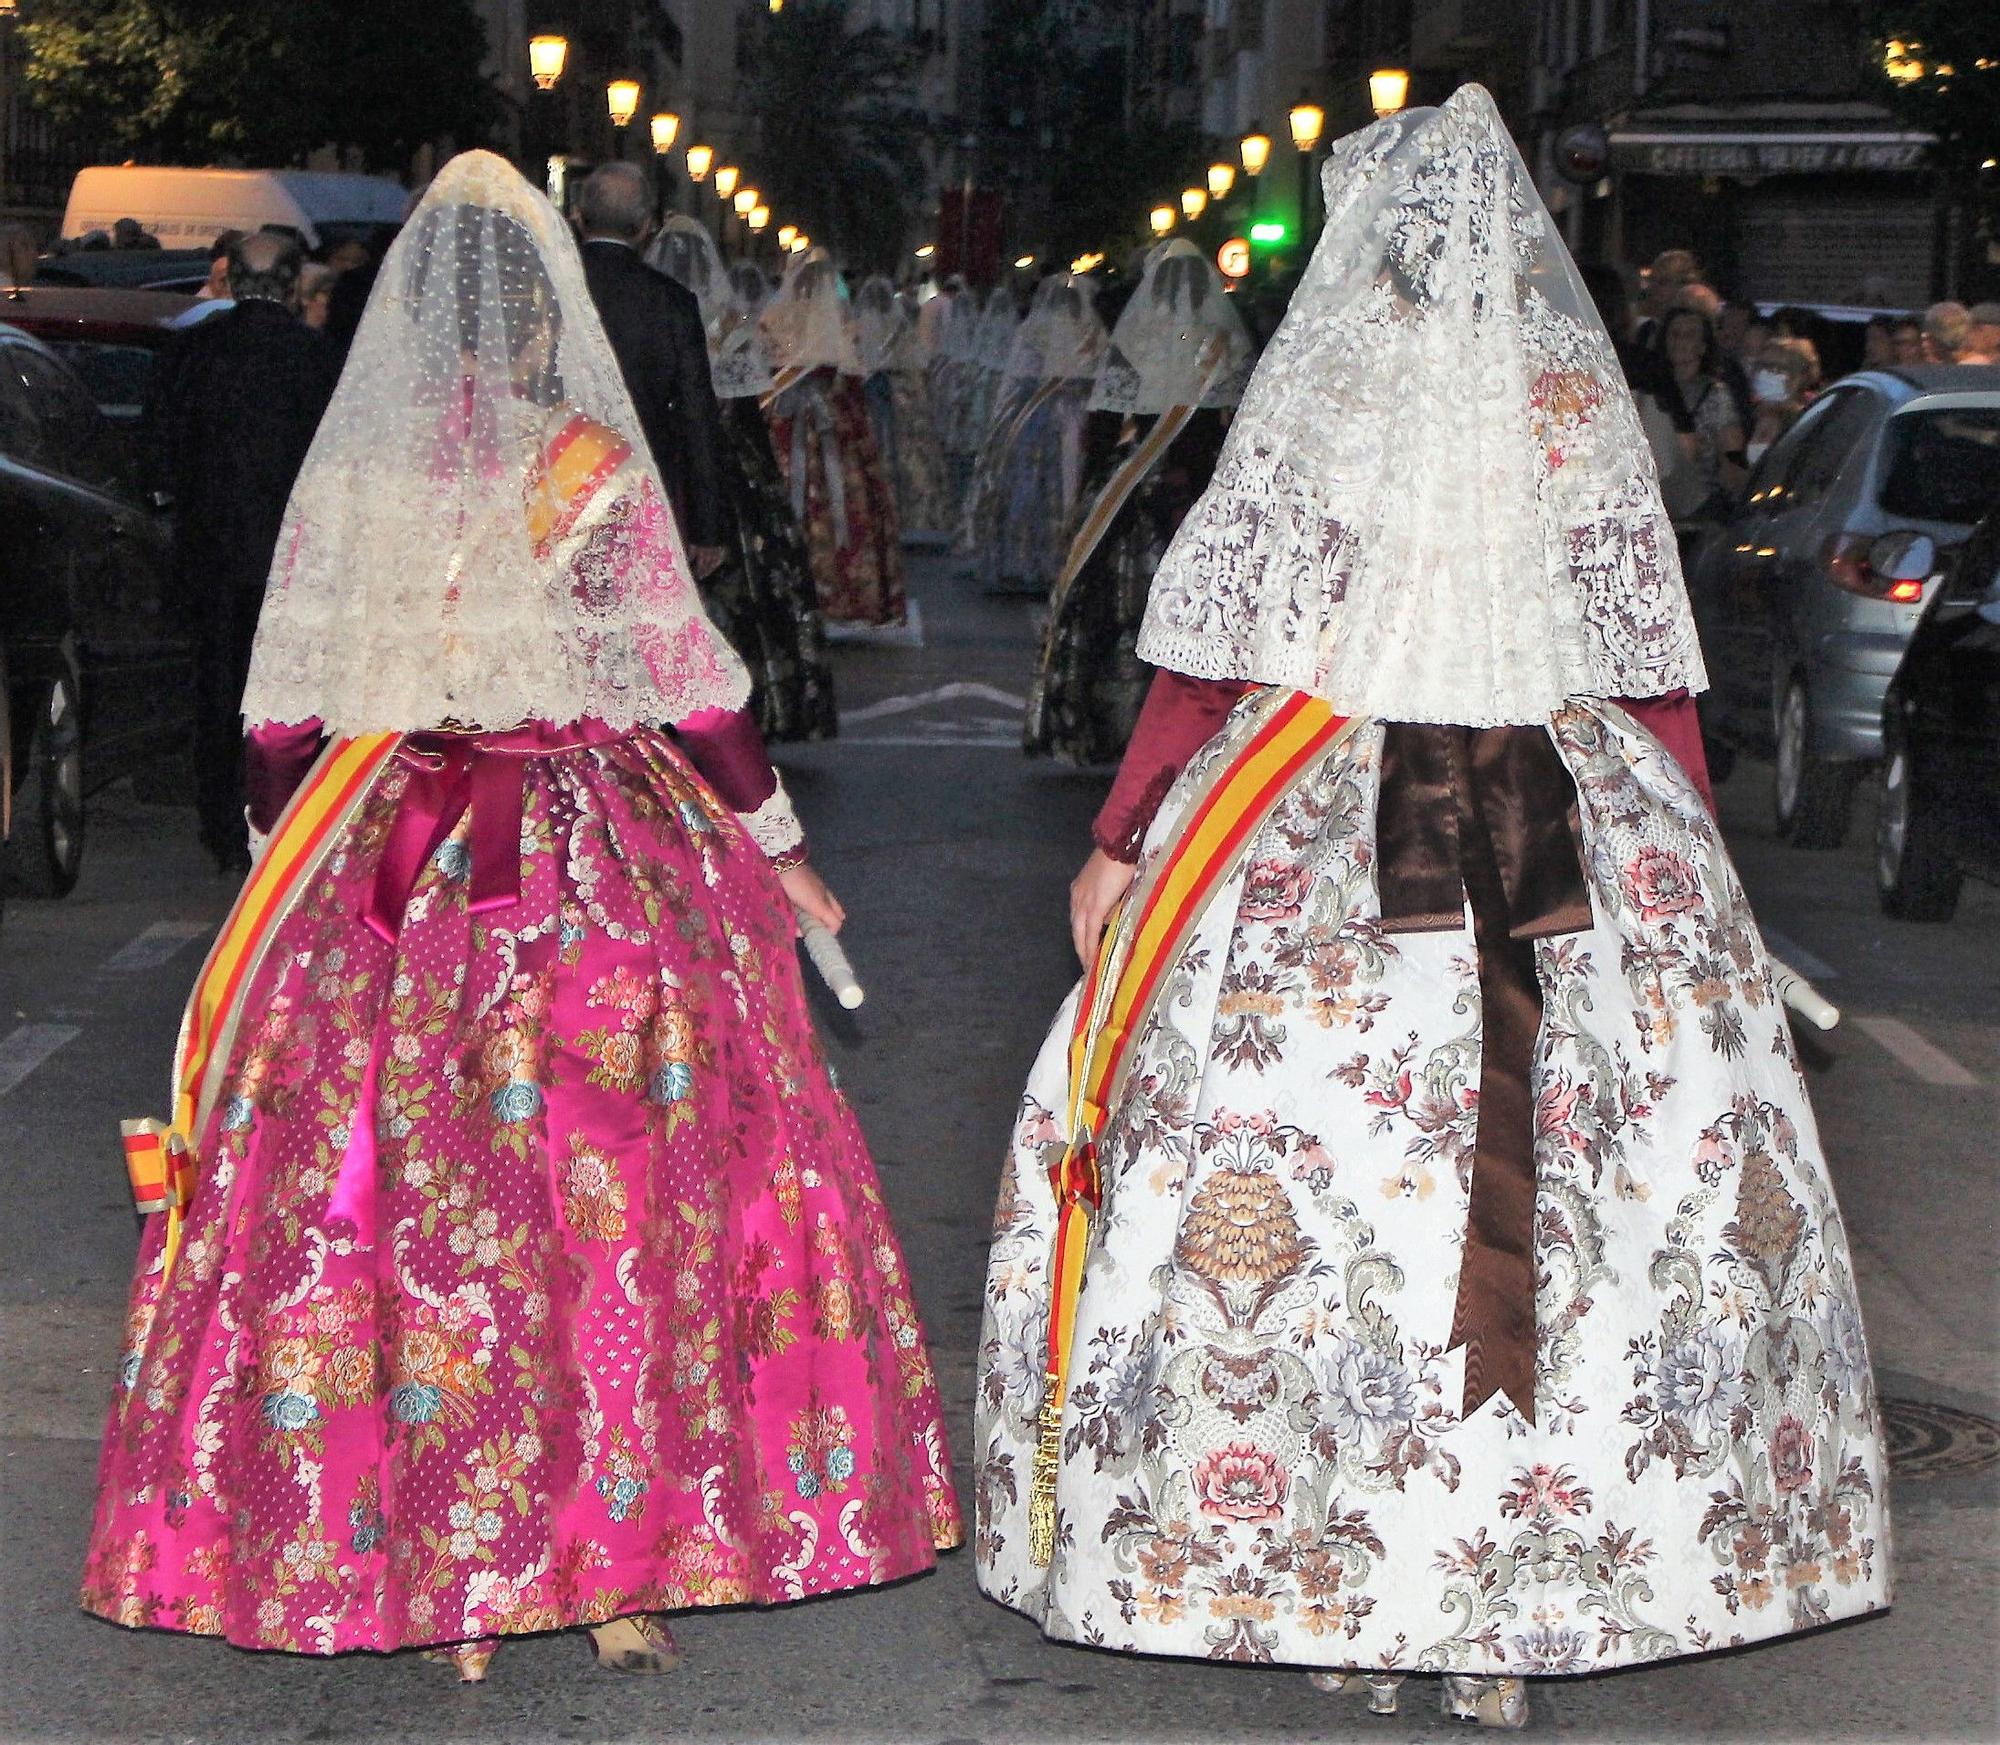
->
975, 698, 1888, 1670
86, 728, 960, 1652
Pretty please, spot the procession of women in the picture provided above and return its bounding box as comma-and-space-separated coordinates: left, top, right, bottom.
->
82, 87, 1891, 1733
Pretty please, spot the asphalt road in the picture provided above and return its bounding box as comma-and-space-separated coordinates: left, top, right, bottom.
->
2, 556, 1995, 1743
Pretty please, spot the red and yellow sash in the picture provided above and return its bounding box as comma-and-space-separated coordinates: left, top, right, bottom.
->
122, 733, 398, 1278
526, 414, 631, 553
1027, 688, 1352, 1565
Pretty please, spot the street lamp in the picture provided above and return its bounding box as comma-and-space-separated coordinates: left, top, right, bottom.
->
528, 35, 568, 90
1207, 161, 1236, 200
1181, 186, 1207, 220
1290, 96, 1326, 246
607, 80, 641, 130
1369, 67, 1411, 116
1149, 204, 1175, 236
749, 205, 771, 236
714, 164, 740, 199
1014, 253, 1035, 269
686, 143, 714, 183
649, 112, 681, 154
1240, 130, 1272, 177
792, 232, 811, 254
734, 187, 759, 217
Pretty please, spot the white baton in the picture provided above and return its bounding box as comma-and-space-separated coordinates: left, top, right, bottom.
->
797, 914, 865, 1010
1769, 956, 1839, 1032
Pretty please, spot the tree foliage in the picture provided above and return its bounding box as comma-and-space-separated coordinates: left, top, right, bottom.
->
1867, 0, 2000, 177
734, 0, 922, 274
20, 0, 497, 171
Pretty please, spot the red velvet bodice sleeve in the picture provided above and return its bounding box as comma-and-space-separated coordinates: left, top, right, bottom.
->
1091, 671, 1254, 861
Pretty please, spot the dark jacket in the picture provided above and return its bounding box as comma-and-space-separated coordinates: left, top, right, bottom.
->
143, 296, 339, 859
579, 237, 734, 547
146, 298, 340, 622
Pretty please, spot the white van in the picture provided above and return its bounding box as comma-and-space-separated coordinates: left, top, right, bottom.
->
62, 166, 409, 252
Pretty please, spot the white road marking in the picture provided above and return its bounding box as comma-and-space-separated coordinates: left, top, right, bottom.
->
822, 600, 926, 647
1760, 928, 1836, 983
96, 920, 211, 977
0, 1024, 83, 1098
840, 680, 1028, 724
835, 733, 1019, 749
1853, 1016, 1980, 1088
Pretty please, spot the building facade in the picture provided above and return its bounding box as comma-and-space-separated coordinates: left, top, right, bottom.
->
1524, 0, 1946, 306
1119, 0, 1957, 306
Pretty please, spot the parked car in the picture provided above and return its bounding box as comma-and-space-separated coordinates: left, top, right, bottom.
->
0, 322, 189, 896
31, 248, 213, 297
1876, 513, 2000, 920
0, 285, 198, 425
1685, 365, 2000, 846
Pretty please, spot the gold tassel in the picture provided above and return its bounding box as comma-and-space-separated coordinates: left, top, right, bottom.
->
1027, 1365, 1064, 1566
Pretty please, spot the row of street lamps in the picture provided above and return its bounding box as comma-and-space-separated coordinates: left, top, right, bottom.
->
525, 33, 808, 261
1135, 69, 1411, 274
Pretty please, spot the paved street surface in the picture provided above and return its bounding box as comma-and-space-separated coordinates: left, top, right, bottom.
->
2, 554, 1995, 1744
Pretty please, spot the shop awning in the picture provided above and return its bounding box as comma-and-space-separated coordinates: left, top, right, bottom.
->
1609, 125, 1933, 177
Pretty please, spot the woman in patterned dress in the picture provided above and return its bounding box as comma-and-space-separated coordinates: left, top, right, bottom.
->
973, 88, 1889, 1730
760, 249, 906, 629
854, 275, 953, 545
924, 274, 983, 512
648, 218, 836, 740
1024, 240, 1254, 763
955, 274, 1107, 593
83, 153, 959, 1682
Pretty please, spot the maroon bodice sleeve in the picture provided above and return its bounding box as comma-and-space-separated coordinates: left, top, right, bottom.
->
246, 719, 326, 833
1616, 689, 1714, 813
672, 706, 779, 815
1092, 670, 1255, 861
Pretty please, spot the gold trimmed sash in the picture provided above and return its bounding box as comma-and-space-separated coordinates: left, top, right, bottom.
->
1027, 688, 1353, 1564
122, 733, 399, 1280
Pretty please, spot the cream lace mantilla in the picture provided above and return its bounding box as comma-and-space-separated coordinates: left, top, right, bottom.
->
1136, 86, 1704, 726
243, 151, 749, 737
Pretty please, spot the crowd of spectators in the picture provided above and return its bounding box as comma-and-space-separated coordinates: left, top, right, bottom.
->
1586, 246, 1998, 531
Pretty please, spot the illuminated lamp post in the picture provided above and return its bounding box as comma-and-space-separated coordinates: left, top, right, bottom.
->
1289, 97, 1326, 241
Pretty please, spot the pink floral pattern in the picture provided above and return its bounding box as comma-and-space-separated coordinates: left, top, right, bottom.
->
85, 727, 959, 1654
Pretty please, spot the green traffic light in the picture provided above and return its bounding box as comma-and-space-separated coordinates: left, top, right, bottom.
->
1249, 220, 1288, 245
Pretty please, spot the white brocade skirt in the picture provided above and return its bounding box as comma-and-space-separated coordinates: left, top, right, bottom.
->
973, 700, 1892, 1674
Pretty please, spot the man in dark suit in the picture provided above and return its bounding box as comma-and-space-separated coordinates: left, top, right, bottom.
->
574, 162, 733, 576
147, 228, 339, 871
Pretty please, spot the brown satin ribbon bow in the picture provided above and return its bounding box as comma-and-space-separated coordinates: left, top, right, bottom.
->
1374, 722, 1592, 1427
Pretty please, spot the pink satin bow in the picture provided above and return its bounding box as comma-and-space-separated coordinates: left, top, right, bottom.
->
362, 721, 617, 943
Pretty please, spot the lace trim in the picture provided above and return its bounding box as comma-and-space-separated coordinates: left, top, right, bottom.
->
739, 778, 805, 862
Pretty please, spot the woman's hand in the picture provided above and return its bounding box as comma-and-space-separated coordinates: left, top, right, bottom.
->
1070, 847, 1137, 968
779, 862, 846, 935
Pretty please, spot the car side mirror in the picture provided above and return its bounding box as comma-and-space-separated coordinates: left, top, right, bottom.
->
1868, 529, 1936, 583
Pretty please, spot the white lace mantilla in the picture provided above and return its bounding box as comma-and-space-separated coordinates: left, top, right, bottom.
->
1136, 87, 1705, 726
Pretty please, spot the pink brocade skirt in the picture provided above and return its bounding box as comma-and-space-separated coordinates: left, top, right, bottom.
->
82, 726, 961, 1654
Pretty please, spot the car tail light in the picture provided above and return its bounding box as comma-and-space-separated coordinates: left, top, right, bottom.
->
1822, 532, 1930, 603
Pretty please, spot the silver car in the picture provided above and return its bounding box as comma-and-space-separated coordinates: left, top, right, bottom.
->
1686, 365, 2000, 846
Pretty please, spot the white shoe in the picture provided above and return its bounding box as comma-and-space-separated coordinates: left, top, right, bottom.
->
1307, 1671, 1404, 1715
1442, 1674, 1529, 1729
